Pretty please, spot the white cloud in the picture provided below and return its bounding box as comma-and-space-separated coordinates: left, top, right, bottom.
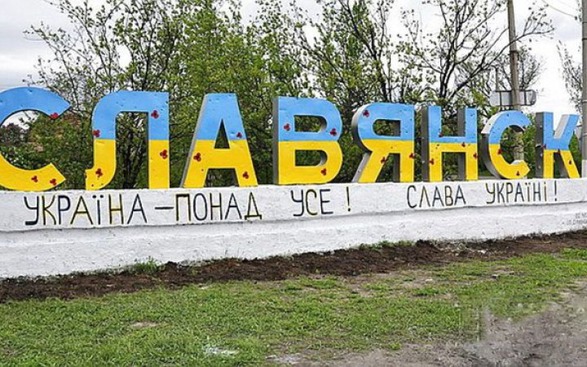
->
0, 0, 73, 88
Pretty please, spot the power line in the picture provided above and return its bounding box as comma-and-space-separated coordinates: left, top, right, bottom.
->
540, 0, 578, 18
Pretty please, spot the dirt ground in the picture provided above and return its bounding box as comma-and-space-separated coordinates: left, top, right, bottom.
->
3, 230, 587, 303
3, 231, 587, 366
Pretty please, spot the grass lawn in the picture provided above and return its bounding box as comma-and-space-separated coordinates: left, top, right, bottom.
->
1, 248, 587, 366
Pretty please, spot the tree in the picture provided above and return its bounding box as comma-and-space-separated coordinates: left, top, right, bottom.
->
0, 123, 36, 172
401, 0, 552, 119
292, 0, 424, 110
29, 0, 306, 188
258, 0, 551, 181
463, 46, 544, 118
26, 0, 554, 187
265, 0, 426, 182
30, 0, 188, 189
560, 45, 582, 113
396, 0, 551, 178
557, 0, 581, 112
173, 0, 306, 185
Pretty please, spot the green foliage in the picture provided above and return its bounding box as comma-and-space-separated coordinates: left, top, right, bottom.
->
29, 0, 190, 188
0, 123, 40, 172
129, 257, 162, 275
27, 115, 93, 189
12, 0, 557, 188
173, 0, 306, 185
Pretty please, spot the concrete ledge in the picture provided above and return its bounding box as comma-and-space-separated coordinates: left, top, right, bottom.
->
1, 179, 586, 278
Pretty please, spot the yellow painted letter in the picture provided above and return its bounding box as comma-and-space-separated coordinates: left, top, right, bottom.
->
273, 97, 343, 185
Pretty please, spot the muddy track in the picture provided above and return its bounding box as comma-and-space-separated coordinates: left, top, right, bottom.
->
2, 230, 587, 303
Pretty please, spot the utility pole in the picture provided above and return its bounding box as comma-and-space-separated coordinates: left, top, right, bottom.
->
582, 0, 587, 176
507, 0, 524, 162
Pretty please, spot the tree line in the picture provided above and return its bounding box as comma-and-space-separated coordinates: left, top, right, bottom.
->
1, 0, 562, 189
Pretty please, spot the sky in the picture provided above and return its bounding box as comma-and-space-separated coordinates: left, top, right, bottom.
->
0, 0, 582, 120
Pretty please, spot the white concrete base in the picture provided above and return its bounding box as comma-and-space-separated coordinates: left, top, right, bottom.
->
1, 179, 587, 278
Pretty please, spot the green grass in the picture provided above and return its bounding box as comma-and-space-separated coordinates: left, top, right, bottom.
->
1, 249, 587, 366
127, 257, 163, 275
